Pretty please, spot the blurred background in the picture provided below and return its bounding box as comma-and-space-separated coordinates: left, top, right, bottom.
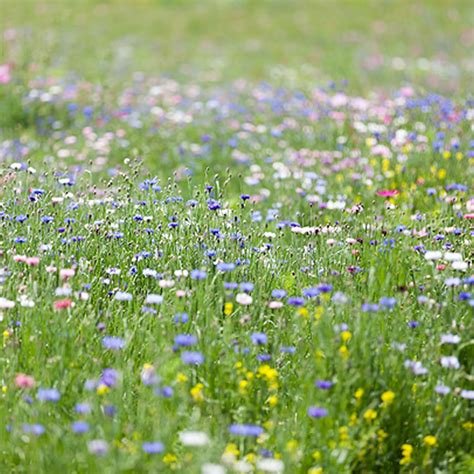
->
2, 0, 473, 94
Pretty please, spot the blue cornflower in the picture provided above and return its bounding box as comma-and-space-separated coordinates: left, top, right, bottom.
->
251, 333, 267, 345
72, 421, 89, 434
315, 380, 333, 390
174, 334, 197, 347
217, 262, 235, 272
75, 402, 92, 414
181, 351, 204, 365
102, 336, 125, 350
307, 406, 328, 418
229, 424, 264, 437
37, 388, 61, 402
287, 297, 305, 306
207, 199, 221, 211
191, 269, 207, 280
142, 442, 164, 454
23, 423, 45, 435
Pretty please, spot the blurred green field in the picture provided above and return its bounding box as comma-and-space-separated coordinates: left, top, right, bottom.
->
2, 0, 473, 93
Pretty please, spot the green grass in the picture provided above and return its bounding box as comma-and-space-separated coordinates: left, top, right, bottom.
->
0, 1, 473, 473
2, 0, 473, 91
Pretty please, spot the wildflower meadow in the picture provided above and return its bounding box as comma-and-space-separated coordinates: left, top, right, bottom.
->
0, 1, 473, 473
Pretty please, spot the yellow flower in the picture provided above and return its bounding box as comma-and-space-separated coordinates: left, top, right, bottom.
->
381, 390, 395, 406
190, 383, 204, 402
239, 380, 249, 394
245, 453, 256, 463
315, 349, 325, 359
257, 364, 278, 383
163, 453, 177, 465
1, 386, 7, 394
341, 330, 352, 342
462, 421, 474, 431
298, 307, 309, 318
308, 467, 323, 474
363, 409, 377, 422
339, 345, 349, 358
312, 450, 321, 461
377, 429, 388, 442
339, 426, 349, 441
267, 395, 278, 407
224, 443, 240, 457
423, 435, 437, 447
401, 444, 413, 455
354, 388, 364, 400
286, 439, 298, 452
438, 168, 447, 180
96, 383, 109, 395
263, 420, 274, 430
176, 372, 188, 383
400, 443, 413, 465
224, 302, 233, 316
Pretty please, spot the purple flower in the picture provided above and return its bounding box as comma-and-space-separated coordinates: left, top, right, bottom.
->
287, 297, 305, 306
315, 380, 333, 390
271, 289, 287, 299
435, 384, 451, 395
251, 332, 267, 345
308, 406, 328, 418
229, 424, 264, 437
379, 297, 397, 309
23, 423, 45, 435
240, 282, 254, 293
181, 351, 204, 365
217, 262, 235, 272
101, 368, 119, 387
460, 389, 474, 400
114, 291, 133, 301
142, 441, 164, 454
207, 199, 221, 211
72, 421, 89, 433
37, 388, 61, 402
102, 336, 125, 350
191, 269, 207, 280
303, 287, 320, 298
75, 402, 92, 414
88, 439, 108, 456
174, 334, 197, 347
104, 405, 117, 417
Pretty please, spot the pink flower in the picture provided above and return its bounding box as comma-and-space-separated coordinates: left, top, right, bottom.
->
268, 301, 283, 309
0, 64, 11, 85
13, 255, 27, 263
463, 213, 474, 219
376, 190, 399, 198
59, 268, 75, 280
25, 257, 40, 266
15, 373, 36, 389
54, 299, 73, 310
